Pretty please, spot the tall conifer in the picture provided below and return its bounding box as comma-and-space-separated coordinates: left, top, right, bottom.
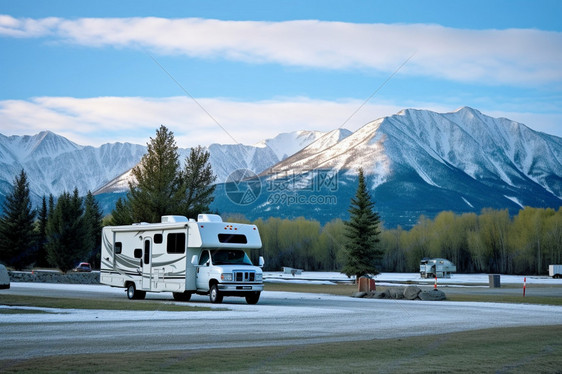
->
0, 170, 36, 269
342, 168, 382, 281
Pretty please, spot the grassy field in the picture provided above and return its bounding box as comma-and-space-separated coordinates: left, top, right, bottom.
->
1, 326, 561, 373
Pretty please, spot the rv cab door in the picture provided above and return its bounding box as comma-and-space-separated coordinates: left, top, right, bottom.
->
196, 250, 211, 291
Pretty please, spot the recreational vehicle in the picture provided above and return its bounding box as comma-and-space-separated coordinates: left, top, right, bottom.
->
419, 258, 456, 278
100, 214, 264, 304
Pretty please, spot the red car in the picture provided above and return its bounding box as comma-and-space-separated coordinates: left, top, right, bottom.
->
73, 262, 92, 272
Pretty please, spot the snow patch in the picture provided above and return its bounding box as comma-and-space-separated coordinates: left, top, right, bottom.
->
504, 195, 524, 208
461, 197, 474, 208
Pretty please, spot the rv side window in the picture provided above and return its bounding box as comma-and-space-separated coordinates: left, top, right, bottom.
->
218, 234, 247, 244
154, 234, 163, 244
115, 242, 122, 254
167, 233, 186, 254
134, 248, 142, 258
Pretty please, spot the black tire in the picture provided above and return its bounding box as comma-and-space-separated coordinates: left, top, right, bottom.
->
126, 283, 137, 300
209, 284, 223, 304
173, 292, 192, 302
245, 292, 260, 305
126, 283, 146, 300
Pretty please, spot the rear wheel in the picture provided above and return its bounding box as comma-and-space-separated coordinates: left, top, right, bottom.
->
245, 292, 260, 305
209, 284, 223, 304
126, 283, 146, 300
173, 292, 192, 302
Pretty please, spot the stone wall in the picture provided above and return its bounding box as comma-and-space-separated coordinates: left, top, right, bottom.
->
9, 270, 100, 284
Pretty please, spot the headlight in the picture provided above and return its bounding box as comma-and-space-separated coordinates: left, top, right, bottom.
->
221, 273, 233, 281
255, 273, 263, 281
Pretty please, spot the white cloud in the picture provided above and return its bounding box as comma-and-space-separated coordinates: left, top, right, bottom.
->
0, 96, 402, 147
1, 15, 561, 86
2, 96, 560, 148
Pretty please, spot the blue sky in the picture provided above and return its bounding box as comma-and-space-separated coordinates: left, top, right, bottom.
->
1, 0, 561, 147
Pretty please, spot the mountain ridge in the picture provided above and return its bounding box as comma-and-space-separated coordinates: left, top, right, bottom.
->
2, 107, 561, 228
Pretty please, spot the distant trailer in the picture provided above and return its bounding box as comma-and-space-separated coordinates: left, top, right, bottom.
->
549, 265, 562, 279
283, 267, 303, 276
420, 258, 456, 278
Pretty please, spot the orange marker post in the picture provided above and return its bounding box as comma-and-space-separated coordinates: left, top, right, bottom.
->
523, 277, 526, 297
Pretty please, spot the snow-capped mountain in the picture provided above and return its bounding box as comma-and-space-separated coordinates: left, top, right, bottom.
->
0, 129, 327, 205
266, 107, 562, 198
0, 131, 147, 205
214, 107, 562, 227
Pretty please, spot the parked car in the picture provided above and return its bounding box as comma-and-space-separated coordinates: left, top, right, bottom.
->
73, 262, 92, 272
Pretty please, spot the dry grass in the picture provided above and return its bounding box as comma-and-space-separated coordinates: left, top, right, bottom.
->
2, 326, 561, 373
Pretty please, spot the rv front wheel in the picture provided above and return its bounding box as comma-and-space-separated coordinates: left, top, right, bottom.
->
245, 292, 260, 305
209, 284, 223, 303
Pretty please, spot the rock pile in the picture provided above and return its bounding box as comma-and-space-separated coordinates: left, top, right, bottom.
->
353, 285, 446, 301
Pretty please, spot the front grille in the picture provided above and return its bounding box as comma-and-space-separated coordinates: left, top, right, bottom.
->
234, 271, 255, 282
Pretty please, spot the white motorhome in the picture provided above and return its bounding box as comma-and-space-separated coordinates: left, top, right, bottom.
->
100, 214, 264, 304
420, 258, 456, 278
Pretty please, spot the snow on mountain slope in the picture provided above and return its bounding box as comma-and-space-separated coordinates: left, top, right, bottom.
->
262, 107, 562, 202
0, 133, 146, 202
254, 130, 326, 160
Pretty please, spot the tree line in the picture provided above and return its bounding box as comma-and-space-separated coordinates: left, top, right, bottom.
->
0, 170, 103, 271
245, 207, 562, 275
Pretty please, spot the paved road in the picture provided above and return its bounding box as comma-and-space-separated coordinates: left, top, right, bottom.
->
2, 283, 562, 360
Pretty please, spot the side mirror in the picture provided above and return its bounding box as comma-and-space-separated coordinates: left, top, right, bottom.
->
191, 255, 199, 266
258, 256, 265, 267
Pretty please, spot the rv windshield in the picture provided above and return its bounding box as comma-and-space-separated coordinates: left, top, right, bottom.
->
211, 249, 253, 266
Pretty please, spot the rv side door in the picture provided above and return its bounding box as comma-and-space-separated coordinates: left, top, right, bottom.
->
142, 238, 152, 290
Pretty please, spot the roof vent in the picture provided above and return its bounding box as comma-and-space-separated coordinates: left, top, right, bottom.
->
161, 215, 188, 223
197, 214, 223, 222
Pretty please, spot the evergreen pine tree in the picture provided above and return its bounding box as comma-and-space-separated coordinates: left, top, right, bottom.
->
178, 145, 216, 217
35, 195, 49, 267
0, 170, 37, 269
110, 125, 217, 224
128, 125, 185, 223
82, 191, 103, 268
46, 189, 86, 272
109, 197, 133, 226
342, 168, 382, 281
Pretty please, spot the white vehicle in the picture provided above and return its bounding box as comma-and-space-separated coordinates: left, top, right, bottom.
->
549, 264, 562, 279
420, 258, 456, 278
100, 214, 264, 304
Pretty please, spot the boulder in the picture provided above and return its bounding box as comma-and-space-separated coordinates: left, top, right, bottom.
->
388, 287, 405, 299
0, 264, 10, 289
419, 289, 446, 301
404, 285, 422, 300
371, 291, 387, 299
352, 291, 367, 298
